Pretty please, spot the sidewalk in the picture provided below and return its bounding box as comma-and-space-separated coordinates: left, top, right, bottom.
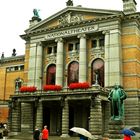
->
7, 133, 79, 140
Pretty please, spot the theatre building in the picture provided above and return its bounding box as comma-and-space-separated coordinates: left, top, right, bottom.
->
0, 0, 140, 138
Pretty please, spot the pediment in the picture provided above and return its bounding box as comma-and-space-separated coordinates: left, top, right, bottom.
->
25, 6, 121, 34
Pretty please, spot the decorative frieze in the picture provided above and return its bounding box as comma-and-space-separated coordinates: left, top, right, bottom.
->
58, 12, 83, 25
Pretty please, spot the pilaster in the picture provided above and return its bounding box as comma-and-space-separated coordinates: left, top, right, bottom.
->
104, 29, 122, 87
28, 43, 37, 86
35, 42, 43, 89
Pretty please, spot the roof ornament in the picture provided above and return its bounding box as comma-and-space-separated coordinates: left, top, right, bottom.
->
1, 52, 4, 59
33, 9, 40, 18
12, 48, 16, 57
66, 0, 73, 6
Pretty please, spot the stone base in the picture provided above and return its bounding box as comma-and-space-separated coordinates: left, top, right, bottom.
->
108, 120, 124, 139
60, 134, 70, 138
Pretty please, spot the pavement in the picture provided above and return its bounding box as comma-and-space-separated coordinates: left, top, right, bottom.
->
0, 132, 80, 140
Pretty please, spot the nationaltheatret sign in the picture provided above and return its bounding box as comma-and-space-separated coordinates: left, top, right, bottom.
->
45, 25, 98, 40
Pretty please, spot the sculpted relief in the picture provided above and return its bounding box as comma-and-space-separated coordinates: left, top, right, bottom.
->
59, 12, 83, 25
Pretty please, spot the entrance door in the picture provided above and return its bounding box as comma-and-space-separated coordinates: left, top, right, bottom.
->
43, 107, 50, 130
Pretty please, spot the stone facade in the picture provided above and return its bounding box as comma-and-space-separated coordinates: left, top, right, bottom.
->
0, 0, 140, 139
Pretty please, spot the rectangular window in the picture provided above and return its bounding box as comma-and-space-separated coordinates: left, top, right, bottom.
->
99, 38, 104, 47
75, 43, 79, 50
48, 47, 52, 54
54, 46, 57, 53
20, 65, 24, 70
68, 43, 73, 51
15, 66, 18, 71
92, 40, 97, 48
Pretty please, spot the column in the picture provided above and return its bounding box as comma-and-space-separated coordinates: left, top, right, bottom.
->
89, 97, 102, 137
78, 34, 87, 82
35, 42, 43, 89
55, 38, 64, 86
104, 29, 122, 87
35, 101, 43, 129
61, 99, 69, 137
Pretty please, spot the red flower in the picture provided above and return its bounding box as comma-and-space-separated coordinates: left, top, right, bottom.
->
69, 82, 90, 90
19, 86, 37, 92
43, 85, 62, 91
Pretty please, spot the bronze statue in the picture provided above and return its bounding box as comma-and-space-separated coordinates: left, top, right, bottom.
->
108, 85, 127, 120
33, 9, 40, 18
66, 0, 73, 6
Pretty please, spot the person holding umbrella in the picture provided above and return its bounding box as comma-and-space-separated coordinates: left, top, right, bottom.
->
121, 128, 136, 140
79, 134, 88, 140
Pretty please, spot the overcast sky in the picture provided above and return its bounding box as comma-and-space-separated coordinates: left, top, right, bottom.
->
0, 0, 140, 57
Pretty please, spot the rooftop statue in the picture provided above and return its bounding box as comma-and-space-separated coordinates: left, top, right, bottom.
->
33, 9, 40, 18
108, 85, 127, 120
12, 48, 16, 56
66, 0, 73, 6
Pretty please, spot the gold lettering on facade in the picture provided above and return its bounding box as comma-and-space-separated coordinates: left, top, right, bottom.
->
45, 25, 98, 40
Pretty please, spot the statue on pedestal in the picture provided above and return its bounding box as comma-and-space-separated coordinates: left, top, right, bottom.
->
108, 85, 127, 120
33, 9, 40, 18
66, 0, 73, 6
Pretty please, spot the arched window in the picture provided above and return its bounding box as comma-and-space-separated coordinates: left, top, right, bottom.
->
46, 64, 56, 85
91, 58, 104, 87
68, 61, 79, 85
15, 78, 23, 91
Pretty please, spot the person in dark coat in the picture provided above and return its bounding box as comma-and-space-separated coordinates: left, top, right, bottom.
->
33, 127, 40, 140
79, 134, 88, 140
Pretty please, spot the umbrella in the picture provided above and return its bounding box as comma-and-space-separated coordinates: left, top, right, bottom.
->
70, 127, 94, 139
130, 127, 140, 133
121, 129, 136, 136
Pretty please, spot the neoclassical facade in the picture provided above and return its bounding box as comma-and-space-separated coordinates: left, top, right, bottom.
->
0, 0, 140, 138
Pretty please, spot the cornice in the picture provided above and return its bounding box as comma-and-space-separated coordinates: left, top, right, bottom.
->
123, 12, 140, 20
0, 55, 25, 64
21, 13, 123, 39
25, 6, 122, 34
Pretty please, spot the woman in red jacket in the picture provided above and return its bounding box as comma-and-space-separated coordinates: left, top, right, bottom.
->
42, 125, 49, 140
123, 135, 131, 140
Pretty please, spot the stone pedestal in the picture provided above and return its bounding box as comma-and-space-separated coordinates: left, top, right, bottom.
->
108, 120, 123, 140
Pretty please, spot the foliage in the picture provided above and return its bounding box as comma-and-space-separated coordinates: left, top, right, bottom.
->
69, 82, 90, 90
43, 85, 62, 91
19, 86, 37, 92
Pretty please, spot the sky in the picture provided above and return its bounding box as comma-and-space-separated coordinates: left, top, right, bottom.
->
0, 0, 140, 57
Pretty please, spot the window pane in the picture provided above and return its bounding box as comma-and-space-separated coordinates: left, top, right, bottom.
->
92, 40, 97, 48
47, 65, 56, 85
99, 38, 104, 47
75, 43, 79, 50
68, 43, 73, 51
68, 61, 79, 85
92, 59, 104, 87
48, 47, 52, 54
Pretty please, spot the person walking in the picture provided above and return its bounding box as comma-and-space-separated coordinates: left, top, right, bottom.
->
33, 127, 40, 140
41, 125, 49, 140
